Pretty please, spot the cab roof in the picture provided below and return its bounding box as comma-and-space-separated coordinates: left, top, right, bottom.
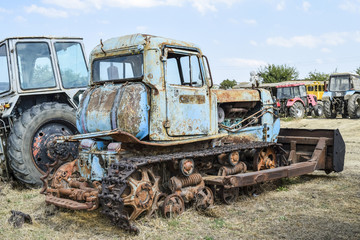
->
330, 72, 359, 77
90, 33, 201, 57
1, 36, 83, 42
276, 83, 305, 88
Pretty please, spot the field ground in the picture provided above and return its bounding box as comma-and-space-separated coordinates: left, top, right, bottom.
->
0, 118, 359, 240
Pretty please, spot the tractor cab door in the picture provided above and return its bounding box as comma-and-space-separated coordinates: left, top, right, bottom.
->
164, 47, 210, 136
299, 85, 308, 105
351, 75, 360, 90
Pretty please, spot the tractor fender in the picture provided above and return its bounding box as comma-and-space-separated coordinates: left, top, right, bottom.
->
344, 90, 356, 101
307, 94, 318, 107
286, 98, 304, 107
322, 91, 332, 101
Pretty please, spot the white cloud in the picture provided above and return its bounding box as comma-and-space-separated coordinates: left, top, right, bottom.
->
243, 19, 257, 25
321, 48, 331, 53
354, 31, 360, 42
189, 0, 245, 14
15, 16, 27, 23
191, 0, 217, 14
42, 0, 91, 10
41, 0, 245, 14
136, 26, 148, 32
98, 20, 110, 24
302, 1, 310, 12
213, 39, 220, 45
0, 7, 12, 13
250, 40, 258, 46
276, 0, 285, 11
25, 4, 68, 18
316, 59, 323, 64
266, 32, 349, 48
228, 18, 239, 24
339, 0, 360, 13
222, 58, 267, 68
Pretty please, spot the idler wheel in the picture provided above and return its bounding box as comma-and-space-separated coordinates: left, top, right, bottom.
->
228, 151, 240, 167
220, 187, 239, 205
162, 193, 185, 218
253, 147, 277, 171
195, 186, 214, 211
179, 159, 194, 176
147, 193, 167, 218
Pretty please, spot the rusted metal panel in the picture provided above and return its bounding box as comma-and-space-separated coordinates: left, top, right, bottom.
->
213, 89, 260, 103
278, 136, 332, 146
77, 83, 150, 140
90, 34, 201, 64
278, 128, 345, 172
45, 195, 94, 210
166, 85, 210, 136
203, 161, 317, 188
58, 129, 228, 147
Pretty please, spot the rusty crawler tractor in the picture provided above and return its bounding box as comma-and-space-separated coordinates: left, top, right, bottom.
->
0, 37, 88, 187
41, 34, 346, 233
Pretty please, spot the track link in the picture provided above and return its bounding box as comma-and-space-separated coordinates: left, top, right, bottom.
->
99, 141, 277, 232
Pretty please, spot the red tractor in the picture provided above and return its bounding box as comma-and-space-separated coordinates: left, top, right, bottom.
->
276, 83, 323, 118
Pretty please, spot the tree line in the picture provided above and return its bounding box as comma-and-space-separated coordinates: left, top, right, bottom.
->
219, 65, 360, 89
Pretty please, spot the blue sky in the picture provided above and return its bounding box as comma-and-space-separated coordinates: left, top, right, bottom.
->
1, 0, 359, 84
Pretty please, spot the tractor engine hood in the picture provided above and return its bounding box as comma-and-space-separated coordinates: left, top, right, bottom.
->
76, 82, 150, 140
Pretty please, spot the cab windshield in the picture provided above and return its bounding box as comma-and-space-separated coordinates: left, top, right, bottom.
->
277, 86, 302, 99
329, 76, 350, 91
92, 54, 143, 83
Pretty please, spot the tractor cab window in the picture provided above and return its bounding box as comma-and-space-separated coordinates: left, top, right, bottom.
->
329, 76, 350, 91
92, 54, 143, 82
299, 85, 307, 97
277, 87, 291, 99
353, 76, 360, 89
0, 44, 10, 93
55, 42, 88, 88
166, 52, 203, 87
16, 42, 57, 90
293, 86, 301, 98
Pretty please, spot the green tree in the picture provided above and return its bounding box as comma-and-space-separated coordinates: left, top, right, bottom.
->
305, 70, 329, 81
257, 64, 299, 83
355, 67, 360, 75
219, 79, 237, 89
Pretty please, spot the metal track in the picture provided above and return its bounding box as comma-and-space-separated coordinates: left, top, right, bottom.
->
99, 141, 276, 233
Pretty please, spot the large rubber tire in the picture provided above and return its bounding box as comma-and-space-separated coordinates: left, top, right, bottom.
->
289, 102, 305, 119
313, 104, 324, 117
7, 103, 77, 188
324, 100, 336, 119
348, 94, 360, 119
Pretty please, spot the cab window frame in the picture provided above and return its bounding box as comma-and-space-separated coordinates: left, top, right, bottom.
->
54, 41, 89, 89
16, 41, 57, 90
164, 48, 205, 88
0, 43, 11, 94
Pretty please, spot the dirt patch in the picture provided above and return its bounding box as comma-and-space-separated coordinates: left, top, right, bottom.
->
0, 118, 359, 239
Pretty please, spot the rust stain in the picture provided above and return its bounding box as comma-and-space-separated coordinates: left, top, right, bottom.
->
179, 95, 205, 104
212, 89, 260, 103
